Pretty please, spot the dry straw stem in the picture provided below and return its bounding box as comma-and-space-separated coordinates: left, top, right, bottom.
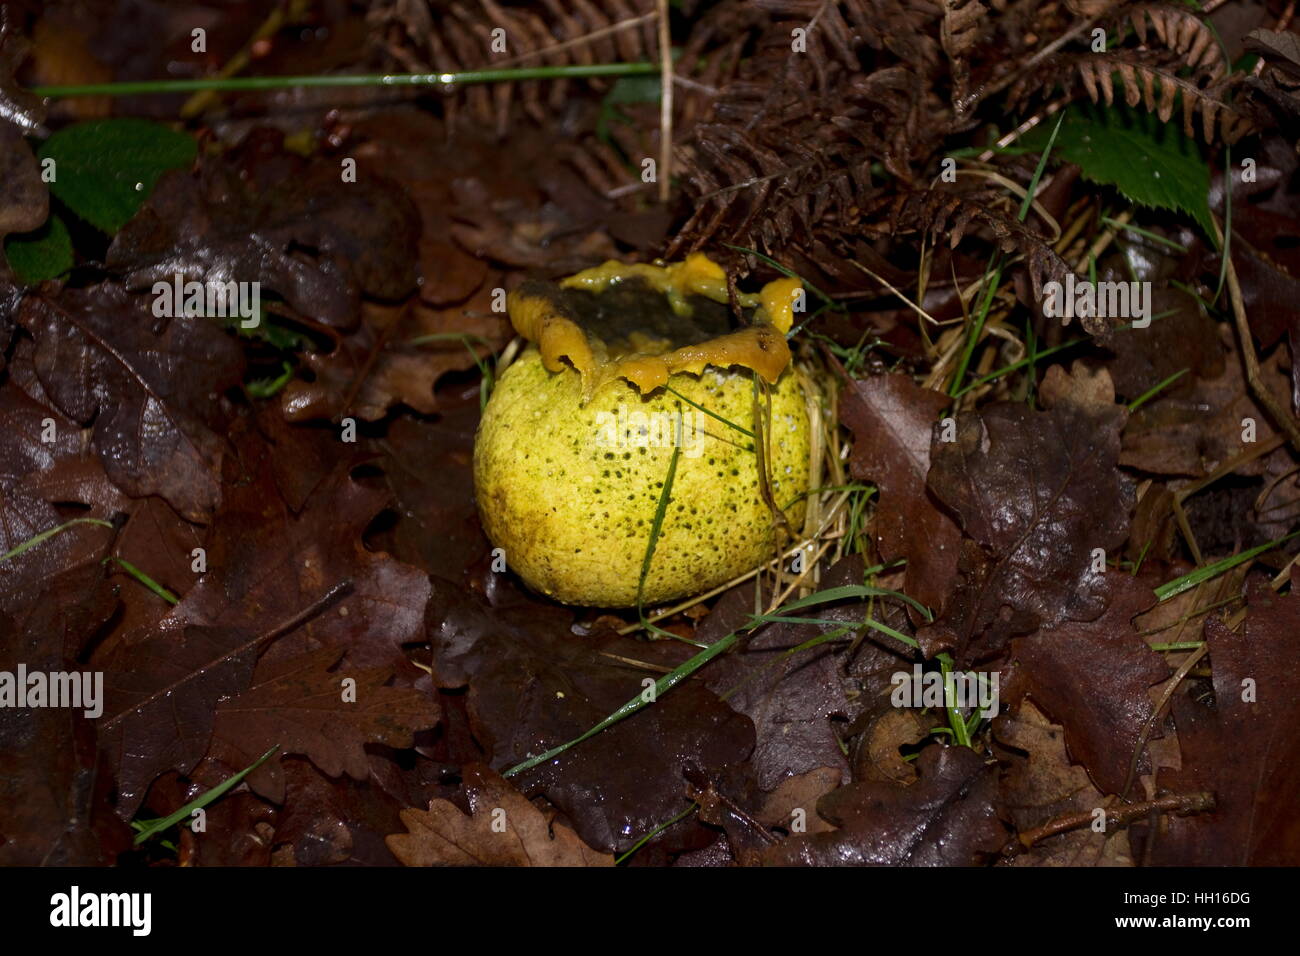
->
1215, 215, 1300, 455
1122, 637, 1210, 800
656, 0, 673, 203
489, 12, 658, 68
616, 488, 854, 635
181, 0, 313, 117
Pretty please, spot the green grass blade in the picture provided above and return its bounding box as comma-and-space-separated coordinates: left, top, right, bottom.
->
1017, 111, 1066, 223
615, 803, 699, 865
34, 63, 659, 98
1127, 368, 1189, 411
1101, 216, 1189, 252
502, 628, 741, 778
133, 746, 279, 845
664, 386, 754, 438
0, 517, 113, 565
775, 583, 933, 622
1154, 530, 1300, 601
107, 556, 180, 605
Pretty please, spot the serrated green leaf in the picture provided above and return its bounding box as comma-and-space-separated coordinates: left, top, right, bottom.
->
1024, 103, 1213, 238
38, 119, 196, 235
4, 213, 73, 283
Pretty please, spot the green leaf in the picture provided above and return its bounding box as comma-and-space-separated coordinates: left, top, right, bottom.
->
38, 119, 197, 235
4, 213, 73, 283
1023, 103, 1213, 238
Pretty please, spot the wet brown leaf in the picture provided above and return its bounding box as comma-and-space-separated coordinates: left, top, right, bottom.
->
697, 585, 854, 793
212, 646, 438, 799
106, 143, 419, 329
840, 372, 961, 614
18, 283, 244, 522
760, 746, 1006, 866
1150, 581, 1300, 864
0, 562, 130, 864
994, 701, 1134, 866
924, 400, 1135, 661
387, 764, 613, 866
427, 577, 754, 854
1008, 574, 1169, 795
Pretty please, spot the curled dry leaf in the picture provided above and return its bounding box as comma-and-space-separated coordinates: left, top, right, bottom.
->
994, 700, 1134, 867
386, 764, 613, 867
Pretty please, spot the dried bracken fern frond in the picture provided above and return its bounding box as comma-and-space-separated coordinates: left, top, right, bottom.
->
941, 0, 988, 108
900, 188, 1098, 330
370, 0, 665, 136
1126, 3, 1226, 81
941, 0, 987, 60
670, 0, 948, 263
1073, 53, 1252, 143
1007, 3, 1247, 142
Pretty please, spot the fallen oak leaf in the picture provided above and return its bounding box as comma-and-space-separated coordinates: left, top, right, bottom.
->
427, 576, 754, 854
696, 582, 853, 793
106, 145, 420, 329
1120, 339, 1285, 478
924, 399, 1135, 662
1149, 579, 1300, 864
175, 430, 430, 673
838, 371, 961, 616
0, 379, 116, 618
281, 294, 505, 422
386, 764, 613, 866
97, 581, 351, 820
759, 745, 1006, 866
379, 403, 487, 581
993, 700, 1135, 867
0, 561, 130, 865
105, 495, 205, 636
271, 756, 409, 867
1007, 574, 1170, 795
212, 645, 439, 801
18, 283, 244, 522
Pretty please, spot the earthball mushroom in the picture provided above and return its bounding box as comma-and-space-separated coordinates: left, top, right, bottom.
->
473, 253, 811, 607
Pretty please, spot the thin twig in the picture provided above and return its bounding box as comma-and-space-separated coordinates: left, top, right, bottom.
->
1005, 791, 1216, 856
492, 12, 657, 69
1216, 215, 1300, 454
656, 0, 673, 203
1120, 641, 1210, 801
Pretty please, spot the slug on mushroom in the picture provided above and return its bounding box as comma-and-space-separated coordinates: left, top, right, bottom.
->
473, 253, 811, 607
